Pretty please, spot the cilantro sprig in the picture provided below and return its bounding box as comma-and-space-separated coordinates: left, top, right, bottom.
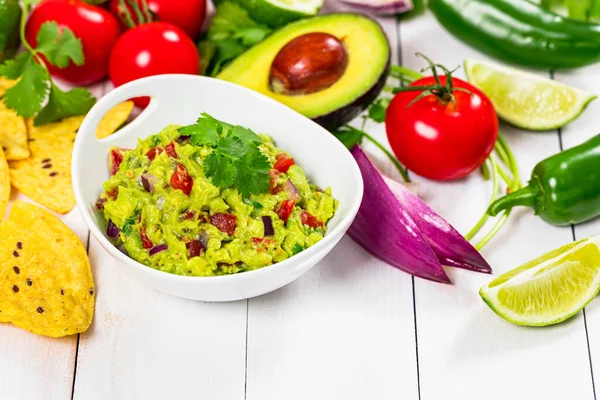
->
179, 113, 271, 198
0, 0, 95, 125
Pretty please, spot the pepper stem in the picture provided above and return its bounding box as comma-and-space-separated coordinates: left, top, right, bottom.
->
488, 185, 538, 216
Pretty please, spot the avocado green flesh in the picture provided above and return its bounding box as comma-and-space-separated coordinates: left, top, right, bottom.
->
100, 125, 338, 277
217, 14, 390, 124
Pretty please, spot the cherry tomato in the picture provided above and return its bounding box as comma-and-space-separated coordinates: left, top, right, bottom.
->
146, 147, 163, 161
25, 0, 120, 85
210, 213, 237, 235
108, 21, 199, 108
273, 153, 295, 173
170, 163, 193, 196
165, 142, 177, 158
276, 200, 295, 223
385, 76, 498, 181
268, 169, 280, 194
301, 211, 322, 228
109, 0, 206, 39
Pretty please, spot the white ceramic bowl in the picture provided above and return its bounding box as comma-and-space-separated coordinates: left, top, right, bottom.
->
73, 74, 363, 302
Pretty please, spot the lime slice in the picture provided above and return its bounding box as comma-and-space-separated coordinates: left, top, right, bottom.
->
464, 58, 597, 131
233, 0, 323, 27
480, 237, 600, 326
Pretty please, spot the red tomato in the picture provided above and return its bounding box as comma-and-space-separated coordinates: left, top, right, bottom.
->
25, 0, 120, 85
109, 148, 127, 175
186, 240, 203, 258
268, 169, 280, 194
170, 163, 193, 196
146, 147, 163, 161
109, 0, 206, 39
273, 153, 295, 173
108, 22, 199, 108
165, 142, 177, 158
385, 77, 498, 181
301, 211, 322, 228
139, 227, 153, 249
210, 213, 237, 235
251, 237, 276, 245
276, 200, 295, 223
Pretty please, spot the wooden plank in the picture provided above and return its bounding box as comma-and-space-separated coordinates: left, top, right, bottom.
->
400, 10, 595, 400
555, 64, 600, 398
245, 16, 420, 400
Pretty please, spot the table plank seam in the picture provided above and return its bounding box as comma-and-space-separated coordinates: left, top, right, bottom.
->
244, 299, 249, 400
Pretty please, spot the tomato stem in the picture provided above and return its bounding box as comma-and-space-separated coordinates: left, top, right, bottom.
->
118, 0, 136, 28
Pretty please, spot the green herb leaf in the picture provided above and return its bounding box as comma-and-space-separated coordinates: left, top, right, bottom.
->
234, 27, 271, 46
231, 125, 262, 145
2, 55, 49, 117
367, 98, 390, 123
205, 153, 236, 188
292, 243, 304, 255
243, 198, 263, 209
0, 52, 29, 79
216, 136, 246, 158
34, 83, 96, 126
183, 119, 220, 146
36, 21, 84, 68
332, 126, 363, 150
197, 40, 215, 76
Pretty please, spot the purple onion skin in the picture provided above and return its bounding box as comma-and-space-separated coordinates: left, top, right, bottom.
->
198, 230, 210, 250
349, 146, 450, 283
149, 244, 168, 255
382, 175, 492, 274
262, 216, 274, 236
339, 0, 412, 16
107, 219, 120, 238
282, 179, 301, 202
141, 173, 157, 193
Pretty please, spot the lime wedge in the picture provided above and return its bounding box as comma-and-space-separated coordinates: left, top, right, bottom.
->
233, 0, 323, 27
480, 237, 600, 326
464, 58, 597, 131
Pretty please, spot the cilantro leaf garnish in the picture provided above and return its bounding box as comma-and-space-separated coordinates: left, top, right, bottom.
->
292, 243, 304, 255
0, 4, 95, 123
367, 98, 390, 123
181, 114, 271, 197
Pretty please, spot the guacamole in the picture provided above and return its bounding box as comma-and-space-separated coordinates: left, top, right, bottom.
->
98, 122, 338, 276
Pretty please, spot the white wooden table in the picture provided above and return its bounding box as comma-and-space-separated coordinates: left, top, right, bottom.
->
2, 5, 600, 400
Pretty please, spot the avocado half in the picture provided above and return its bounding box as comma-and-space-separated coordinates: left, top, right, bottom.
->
216, 13, 391, 131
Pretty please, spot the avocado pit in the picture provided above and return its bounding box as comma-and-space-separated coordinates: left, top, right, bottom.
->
269, 32, 348, 96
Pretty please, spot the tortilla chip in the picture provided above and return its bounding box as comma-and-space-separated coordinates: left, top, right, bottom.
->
9, 116, 84, 214
0, 101, 30, 161
0, 148, 9, 219
0, 201, 94, 337
96, 101, 134, 139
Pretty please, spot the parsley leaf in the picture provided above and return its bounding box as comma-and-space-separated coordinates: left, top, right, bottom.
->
184, 118, 221, 146
332, 125, 363, 150
2, 55, 49, 117
367, 98, 390, 123
34, 83, 95, 125
0, 2, 94, 123
234, 147, 270, 198
36, 21, 84, 68
231, 125, 262, 145
216, 136, 246, 158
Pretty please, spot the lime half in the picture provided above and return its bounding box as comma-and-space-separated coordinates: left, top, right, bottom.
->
464, 58, 597, 131
480, 237, 600, 326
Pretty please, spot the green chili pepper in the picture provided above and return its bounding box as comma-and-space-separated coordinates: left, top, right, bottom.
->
429, 0, 600, 69
488, 134, 600, 226
0, 0, 21, 64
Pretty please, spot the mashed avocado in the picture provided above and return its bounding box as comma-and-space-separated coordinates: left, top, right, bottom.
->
99, 123, 337, 276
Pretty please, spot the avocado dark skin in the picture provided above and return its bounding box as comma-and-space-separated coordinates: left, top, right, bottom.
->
314, 57, 390, 131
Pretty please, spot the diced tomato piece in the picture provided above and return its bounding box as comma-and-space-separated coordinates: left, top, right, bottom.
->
109, 148, 125, 175
210, 213, 237, 235
252, 237, 276, 245
276, 200, 295, 223
165, 142, 178, 158
186, 240, 203, 258
301, 211, 322, 228
106, 187, 119, 200
170, 163, 193, 196
183, 210, 195, 220
269, 169, 281, 194
146, 147, 164, 161
139, 227, 153, 249
273, 153, 295, 173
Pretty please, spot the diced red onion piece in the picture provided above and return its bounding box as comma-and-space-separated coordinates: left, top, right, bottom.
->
176, 135, 191, 144
141, 173, 157, 193
282, 179, 301, 202
262, 216, 274, 236
340, 0, 413, 16
198, 230, 210, 250
106, 219, 120, 238
349, 146, 450, 283
149, 244, 168, 255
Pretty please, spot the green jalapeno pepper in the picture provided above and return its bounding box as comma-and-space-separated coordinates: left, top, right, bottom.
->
488, 134, 600, 226
0, 0, 21, 64
429, 0, 600, 69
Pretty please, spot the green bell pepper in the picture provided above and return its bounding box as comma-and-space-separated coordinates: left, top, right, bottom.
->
488, 134, 600, 226
429, 0, 600, 69
0, 0, 21, 64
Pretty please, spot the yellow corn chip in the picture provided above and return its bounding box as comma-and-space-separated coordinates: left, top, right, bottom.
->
0, 147, 9, 219
9, 116, 84, 214
96, 101, 134, 139
0, 77, 16, 96
0, 101, 30, 161
0, 201, 94, 337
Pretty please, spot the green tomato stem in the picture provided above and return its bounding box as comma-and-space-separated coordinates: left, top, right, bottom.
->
360, 129, 411, 183
465, 157, 499, 241
389, 65, 424, 81
19, 2, 35, 55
